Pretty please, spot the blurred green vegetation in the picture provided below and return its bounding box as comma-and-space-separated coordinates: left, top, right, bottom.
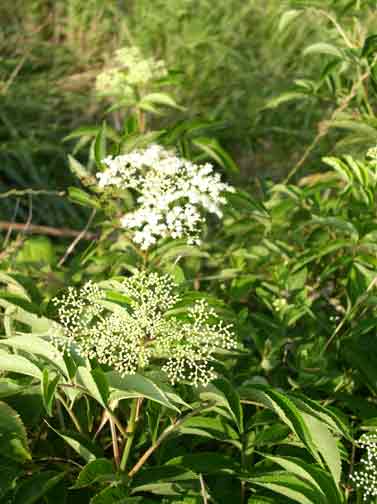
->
2, 0, 377, 225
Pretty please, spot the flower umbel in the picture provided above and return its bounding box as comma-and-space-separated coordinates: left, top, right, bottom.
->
95, 46, 167, 101
351, 433, 377, 501
52, 272, 236, 386
96, 144, 235, 249
366, 145, 377, 160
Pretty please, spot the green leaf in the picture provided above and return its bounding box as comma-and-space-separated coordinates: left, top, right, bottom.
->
131, 465, 200, 496
43, 478, 68, 504
0, 302, 51, 334
91, 485, 140, 504
140, 93, 184, 111
246, 471, 323, 504
292, 240, 351, 271
192, 136, 239, 174
136, 101, 161, 115
107, 372, 180, 412
263, 91, 309, 110
239, 386, 319, 462
0, 335, 68, 377
0, 379, 25, 398
303, 43, 342, 58
266, 389, 319, 460
0, 401, 31, 462
76, 367, 109, 408
310, 216, 359, 241
278, 9, 301, 31
14, 471, 66, 504
74, 458, 115, 489
200, 378, 243, 433
16, 237, 56, 266
64, 126, 101, 142
344, 333, 377, 395
0, 351, 42, 379
0, 458, 23, 500
248, 498, 276, 504
362, 34, 377, 58
254, 424, 290, 447
149, 241, 209, 265
68, 155, 97, 186
177, 415, 240, 446
46, 423, 97, 463
262, 455, 342, 503
289, 395, 350, 440
41, 369, 59, 416
166, 452, 239, 474
287, 267, 307, 291
68, 187, 101, 209
95, 121, 107, 169
0, 290, 41, 314
327, 120, 377, 139
301, 412, 342, 485
103, 290, 133, 308
120, 131, 164, 152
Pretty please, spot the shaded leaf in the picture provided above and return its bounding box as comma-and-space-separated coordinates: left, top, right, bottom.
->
0, 401, 31, 463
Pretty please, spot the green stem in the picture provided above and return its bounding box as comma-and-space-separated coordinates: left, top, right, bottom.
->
108, 411, 127, 438
240, 439, 246, 504
128, 402, 212, 478
57, 393, 83, 434
110, 416, 120, 468
120, 399, 139, 472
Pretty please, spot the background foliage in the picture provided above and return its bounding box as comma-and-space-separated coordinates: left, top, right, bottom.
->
2, 0, 377, 503
2, 0, 377, 225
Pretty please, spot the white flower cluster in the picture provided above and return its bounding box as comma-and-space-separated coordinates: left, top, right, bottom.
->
52, 272, 236, 386
351, 434, 377, 501
366, 146, 377, 160
114, 47, 167, 85
97, 144, 235, 249
272, 298, 288, 312
95, 46, 167, 100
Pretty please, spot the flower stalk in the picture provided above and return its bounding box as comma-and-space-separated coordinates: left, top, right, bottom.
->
120, 398, 139, 472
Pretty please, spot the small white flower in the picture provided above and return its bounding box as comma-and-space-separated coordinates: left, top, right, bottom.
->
95, 46, 167, 100
367, 146, 377, 160
52, 273, 236, 386
96, 144, 234, 249
351, 433, 377, 501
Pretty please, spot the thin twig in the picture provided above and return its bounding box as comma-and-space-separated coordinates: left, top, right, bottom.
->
2, 52, 29, 96
35, 456, 83, 469
109, 414, 127, 439
322, 275, 377, 353
0, 188, 65, 199
0, 195, 34, 262
58, 384, 126, 437
284, 62, 376, 184
348, 442, 356, 495
110, 416, 121, 468
57, 393, 83, 434
0, 221, 98, 240
0, 234, 23, 262
25, 193, 33, 231
94, 409, 110, 440
120, 398, 140, 472
58, 209, 97, 267
199, 474, 209, 504
128, 404, 211, 478
3, 199, 20, 248
317, 10, 355, 49
135, 397, 143, 421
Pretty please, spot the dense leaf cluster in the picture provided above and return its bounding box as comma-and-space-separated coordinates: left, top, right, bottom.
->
3, 1, 377, 503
